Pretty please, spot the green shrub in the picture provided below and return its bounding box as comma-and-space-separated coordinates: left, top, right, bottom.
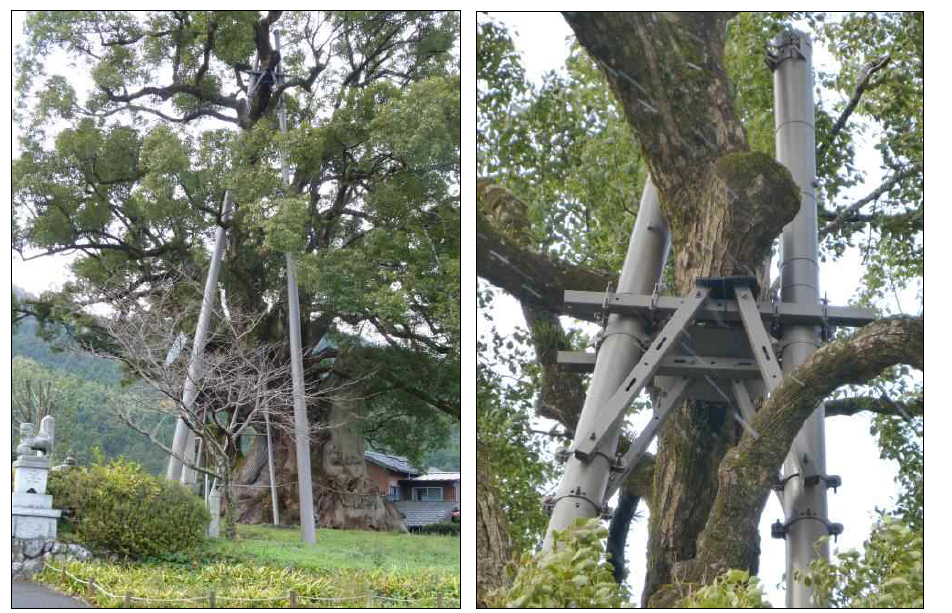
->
414, 522, 461, 536
48, 457, 209, 559
677, 569, 772, 608
801, 515, 923, 607
493, 517, 628, 608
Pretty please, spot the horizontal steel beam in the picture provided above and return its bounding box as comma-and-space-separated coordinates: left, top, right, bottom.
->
563, 290, 877, 327
558, 351, 762, 379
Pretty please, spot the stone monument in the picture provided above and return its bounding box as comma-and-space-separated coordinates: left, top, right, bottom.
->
12, 416, 62, 539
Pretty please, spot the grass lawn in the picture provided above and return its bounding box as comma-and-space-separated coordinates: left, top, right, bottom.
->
206, 523, 460, 575
36, 524, 460, 608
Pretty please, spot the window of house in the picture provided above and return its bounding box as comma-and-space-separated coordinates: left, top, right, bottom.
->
388, 486, 399, 501
413, 486, 443, 502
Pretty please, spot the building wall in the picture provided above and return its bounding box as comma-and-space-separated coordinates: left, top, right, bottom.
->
365, 461, 404, 497
404, 481, 459, 502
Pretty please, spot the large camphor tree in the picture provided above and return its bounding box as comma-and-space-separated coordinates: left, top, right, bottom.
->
14, 10, 460, 531
477, 12, 922, 606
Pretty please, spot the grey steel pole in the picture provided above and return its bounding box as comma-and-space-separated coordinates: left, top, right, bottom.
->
543, 177, 671, 550
772, 30, 828, 607
275, 30, 317, 545
264, 408, 280, 525
168, 191, 234, 483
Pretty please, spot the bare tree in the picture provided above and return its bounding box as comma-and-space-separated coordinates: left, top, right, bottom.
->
13, 378, 60, 431
88, 275, 360, 539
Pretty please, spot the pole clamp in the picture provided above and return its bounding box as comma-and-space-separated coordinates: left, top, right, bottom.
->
820, 294, 836, 342
765, 31, 806, 72
771, 513, 844, 543
608, 453, 626, 474
600, 281, 613, 327
770, 297, 783, 339
645, 282, 662, 333
804, 473, 842, 494
771, 472, 799, 492
542, 487, 603, 516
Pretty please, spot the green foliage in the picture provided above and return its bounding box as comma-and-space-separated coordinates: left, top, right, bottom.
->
494, 518, 627, 608
423, 426, 460, 471
12, 313, 171, 473
677, 569, 772, 608
476, 364, 553, 555
414, 522, 461, 536
871, 410, 923, 530
802, 516, 923, 607
48, 458, 210, 559
478, 15, 643, 273
35, 522, 459, 607
14, 11, 460, 507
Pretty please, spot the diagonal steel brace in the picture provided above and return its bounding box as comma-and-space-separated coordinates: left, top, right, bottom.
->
735, 284, 808, 477
575, 285, 712, 459
604, 376, 692, 501
735, 285, 784, 391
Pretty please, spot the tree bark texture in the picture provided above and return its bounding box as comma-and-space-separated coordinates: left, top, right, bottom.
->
476, 442, 512, 608
230, 372, 406, 532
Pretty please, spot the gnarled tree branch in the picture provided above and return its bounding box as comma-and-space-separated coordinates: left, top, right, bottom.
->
651, 314, 923, 606
476, 179, 612, 318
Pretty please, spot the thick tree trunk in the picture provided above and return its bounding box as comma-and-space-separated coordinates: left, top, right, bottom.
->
231, 371, 406, 532
563, 13, 800, 604
476, 442, 512, 608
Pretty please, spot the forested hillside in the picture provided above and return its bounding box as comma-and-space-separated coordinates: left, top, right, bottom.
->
13, 288, 460, 475
13, 299, 172, 474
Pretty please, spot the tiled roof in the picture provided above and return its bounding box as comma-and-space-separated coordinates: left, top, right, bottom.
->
393, 501, 459, 526
403, 472, 460, 483
364, 451, 420, 476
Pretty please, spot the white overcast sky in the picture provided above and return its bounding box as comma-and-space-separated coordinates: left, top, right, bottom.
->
478, 12, 921, 607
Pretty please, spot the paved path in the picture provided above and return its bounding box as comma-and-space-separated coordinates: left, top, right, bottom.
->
13, 582, 89, 608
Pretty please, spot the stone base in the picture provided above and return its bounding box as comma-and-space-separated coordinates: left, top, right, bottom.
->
12, 509, 61, 540
11, 539, 92, 581
12, 492, 54, 509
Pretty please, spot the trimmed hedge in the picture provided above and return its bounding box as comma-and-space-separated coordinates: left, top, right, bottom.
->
48, 457, 209, 559
414, 521, 460, 536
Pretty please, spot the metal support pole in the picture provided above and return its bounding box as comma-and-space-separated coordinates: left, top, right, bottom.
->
771, 29, 828, 607
543, 177, 671, 550
168, 191, 234, 483
264, 407, 280, 525
276, 30, 317, 545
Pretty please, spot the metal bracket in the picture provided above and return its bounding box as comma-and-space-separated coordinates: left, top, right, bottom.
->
735, 285, 784, 393
604, 377, 692, 500
770, 297, 783, 339
771, 513, 844, 543
575, 287, 710, 459
765, 32, 806, 72
772, 472, 800, 492
543, 487, 603, 516
647, 282, 661, 332
803, 473, 842, 494
599, 282, 613, 330
820, 293, 836, 342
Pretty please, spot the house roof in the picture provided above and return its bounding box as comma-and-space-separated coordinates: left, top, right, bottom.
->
364, 450, 420, 476
403, 471, 460, 483
393, 501, 459, 526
